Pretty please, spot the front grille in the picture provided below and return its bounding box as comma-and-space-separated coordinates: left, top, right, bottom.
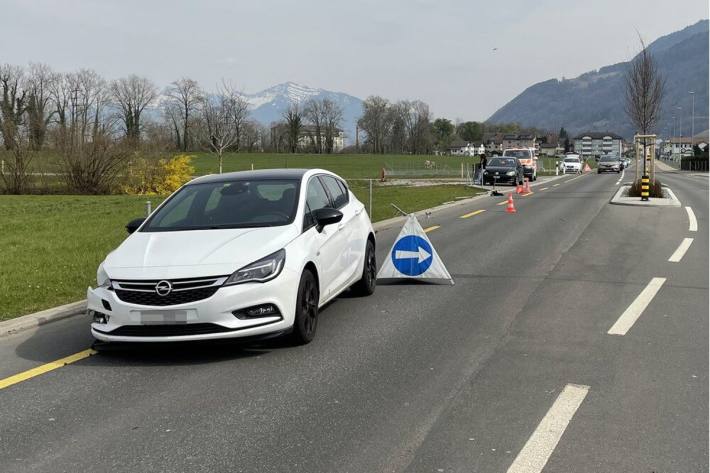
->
102, 323, 234, 337
112, 276, 227, 307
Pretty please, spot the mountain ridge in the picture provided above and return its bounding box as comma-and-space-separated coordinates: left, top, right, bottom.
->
487, 20, 709, 138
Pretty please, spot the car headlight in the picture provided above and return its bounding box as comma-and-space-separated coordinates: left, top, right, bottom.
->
224, 249, 285, 286
506, 171, 516, 176
97, 264, 111, 289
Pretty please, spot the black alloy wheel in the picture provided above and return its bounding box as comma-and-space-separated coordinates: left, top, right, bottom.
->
291, 270, 319, 344
352, 240, 377, 296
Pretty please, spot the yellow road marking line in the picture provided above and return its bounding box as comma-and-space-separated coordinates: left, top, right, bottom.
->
423, 225, 440, 233
539, 187, 549, 191
460, 209, 486, 219
522, 191, 534, 196
497, 200, 508, 206
0, 348, 96, 390
553, 184, 560, 187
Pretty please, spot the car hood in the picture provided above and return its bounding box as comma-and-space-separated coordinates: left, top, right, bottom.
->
103, 225, 300, 279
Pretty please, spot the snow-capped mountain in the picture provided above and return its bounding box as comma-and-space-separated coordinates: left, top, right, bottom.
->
242, 82, 364, 145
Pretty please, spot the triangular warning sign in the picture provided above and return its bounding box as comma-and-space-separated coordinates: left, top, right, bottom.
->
377, 214, 454, 284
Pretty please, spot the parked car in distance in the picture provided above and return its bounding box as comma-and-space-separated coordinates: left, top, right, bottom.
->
559, 156, 582, 174
87, 169, 377, 345
502, 148, 537, 181
597, 155, 622, 173
483, 157, 524, 186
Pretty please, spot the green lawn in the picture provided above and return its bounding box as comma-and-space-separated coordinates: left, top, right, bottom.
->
189, 152, 479, 179
0, 183, 483, 320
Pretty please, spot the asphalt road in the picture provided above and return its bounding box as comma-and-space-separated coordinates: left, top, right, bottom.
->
0, 168, 707, 473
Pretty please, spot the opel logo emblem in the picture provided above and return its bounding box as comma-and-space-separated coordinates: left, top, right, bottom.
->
155, 280, 172, 296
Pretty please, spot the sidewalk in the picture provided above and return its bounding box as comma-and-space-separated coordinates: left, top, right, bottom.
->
654, 159, 678, 172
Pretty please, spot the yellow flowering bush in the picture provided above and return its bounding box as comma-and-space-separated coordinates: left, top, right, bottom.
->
122, 154, 195, 195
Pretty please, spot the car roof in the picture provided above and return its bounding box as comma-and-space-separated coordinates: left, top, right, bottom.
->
187, 168, 315, 186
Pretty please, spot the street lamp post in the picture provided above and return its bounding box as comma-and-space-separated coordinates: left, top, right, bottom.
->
689, 91, 695, 149
676, 106, 683, 154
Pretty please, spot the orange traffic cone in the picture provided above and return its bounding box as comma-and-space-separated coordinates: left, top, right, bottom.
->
523, 178, 531, 193
516, 182, 523, 194
506, 194, 517, 214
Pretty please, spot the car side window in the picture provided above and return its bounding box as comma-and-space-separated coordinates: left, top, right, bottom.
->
304, 178, 331, 230
320, 176, 348, 209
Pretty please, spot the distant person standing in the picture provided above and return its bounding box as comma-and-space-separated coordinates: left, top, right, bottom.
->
477, 154, 487, 185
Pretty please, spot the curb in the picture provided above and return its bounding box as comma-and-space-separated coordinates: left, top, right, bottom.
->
609, 185, 681, 207
0, 300, 87, 338
1, 174, 572, 335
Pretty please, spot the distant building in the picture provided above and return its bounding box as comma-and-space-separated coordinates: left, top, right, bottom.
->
447, 141, 485, 156
502, 134, 537, 151
270, 124, 345, 152
663, 136, 693, 155
539, 143, 561, 157
573, 132, 623, 158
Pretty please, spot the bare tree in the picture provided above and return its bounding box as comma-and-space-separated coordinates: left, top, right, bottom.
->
226, 88, 249, 152
283, 104, 303, 153
388, 101, 409, 153
625, 37, 665, 135
164, 78, 203, 151
321, 99, 343, 154
0, 121, 33, 193
110, 75, 157, 142
304, 99, 324, 153
358, 96, 391, 154
625, 36, 665, 177
0, 64, 27, 150
201, 83, 240, 173
25, 63, 56, 149
405, 100, 432, 154
50, 69, 123, 193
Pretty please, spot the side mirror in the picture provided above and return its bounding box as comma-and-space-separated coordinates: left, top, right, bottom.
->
126, 217, 146, 234
312, 208, 343, 232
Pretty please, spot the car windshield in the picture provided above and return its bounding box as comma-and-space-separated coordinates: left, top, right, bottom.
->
488, 158, 517, 167
601, 156, 618, 162
141, 179, 300, 232
502, 150, 530, 159
564, 158, 579, 163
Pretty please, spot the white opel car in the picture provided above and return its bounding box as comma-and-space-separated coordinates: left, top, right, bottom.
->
88, 169, 376, 344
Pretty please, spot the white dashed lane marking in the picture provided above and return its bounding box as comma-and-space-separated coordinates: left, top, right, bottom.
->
668, 238, 694, 263
608, 277, 666, 336
685, 206, 697, 232
506, 384, 590, 473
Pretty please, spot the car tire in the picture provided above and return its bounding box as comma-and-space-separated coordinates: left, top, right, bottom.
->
597, 170, 601, 174
351, 239, 376, 296
290, 269, 319, 345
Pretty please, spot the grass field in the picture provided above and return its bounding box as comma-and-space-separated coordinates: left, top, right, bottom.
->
0, 183, 484, 320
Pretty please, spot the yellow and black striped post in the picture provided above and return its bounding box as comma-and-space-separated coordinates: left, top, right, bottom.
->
640, 175, 650, 201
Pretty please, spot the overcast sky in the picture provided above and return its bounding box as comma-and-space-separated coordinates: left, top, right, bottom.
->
3, 0, 707, 121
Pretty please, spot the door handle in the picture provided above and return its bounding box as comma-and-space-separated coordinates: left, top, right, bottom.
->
355, 208, 363, 216
337, 223, 345, 231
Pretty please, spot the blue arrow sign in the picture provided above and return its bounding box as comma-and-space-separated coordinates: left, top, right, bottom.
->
391, 235, 433, 276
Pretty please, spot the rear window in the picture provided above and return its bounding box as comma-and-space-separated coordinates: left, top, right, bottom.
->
503, 150, 531, 159
488, 158, 517, 167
